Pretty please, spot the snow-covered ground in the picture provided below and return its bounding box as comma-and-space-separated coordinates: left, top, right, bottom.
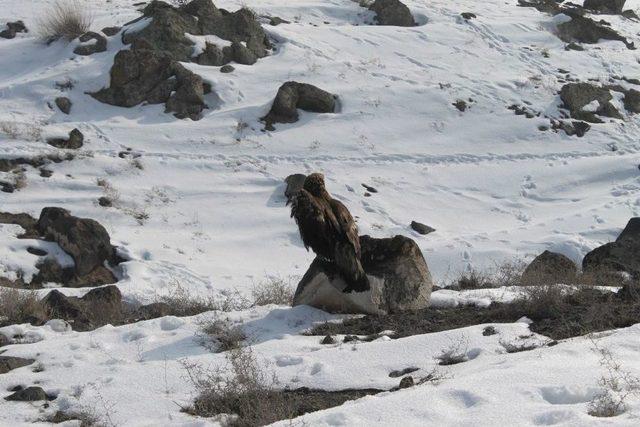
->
1, 0, 639, 425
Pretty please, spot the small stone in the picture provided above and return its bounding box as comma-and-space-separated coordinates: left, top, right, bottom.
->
320, 335, 336, 345
411, 221, 435, 235
482, 326, 497, 336
361, 183, 378, 193
26, 247, 47, 256
46, 128, 84, 149
0, 357, 35, 374
98, 197, 113, 207
461, 12, 476, 20
453, 100, 467, 112
220, 64, 235, 73
39, 169, 53, 178
55, 97, 72, 114
101, 26, 121, 36
5, 386, 48, 401
399, 376, 414, 389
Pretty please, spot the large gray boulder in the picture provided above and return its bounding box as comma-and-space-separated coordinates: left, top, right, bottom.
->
521, 250, 578, 285
262, 82, 337, 130
37, 207, 115, 278
556, 15, 634, 49
0, 356, 35, 374
91, 49, 208, 120
583, 0, 625, 14
583, 218, 640, 276
293, 235, 432, 314
559, 83, 622, 123
369, 0, 416, 27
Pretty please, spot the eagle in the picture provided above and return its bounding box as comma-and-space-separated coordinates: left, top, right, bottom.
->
289, 173, 369, 293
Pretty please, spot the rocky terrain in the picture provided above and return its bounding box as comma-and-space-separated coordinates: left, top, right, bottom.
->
1, 0, 640, 425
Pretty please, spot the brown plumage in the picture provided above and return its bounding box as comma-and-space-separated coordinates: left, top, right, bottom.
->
290, 173, 369, 292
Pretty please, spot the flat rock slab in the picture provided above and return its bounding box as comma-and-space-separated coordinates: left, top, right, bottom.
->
0, 357, 35, 374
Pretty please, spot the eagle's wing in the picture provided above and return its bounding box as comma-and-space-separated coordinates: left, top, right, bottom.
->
290, 189, 325, 252
330, 199, 361, 257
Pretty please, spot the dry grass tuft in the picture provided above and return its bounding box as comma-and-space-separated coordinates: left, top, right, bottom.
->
0, 287, 47, 326
251, 278, 294, 307
37, 0, 93, 42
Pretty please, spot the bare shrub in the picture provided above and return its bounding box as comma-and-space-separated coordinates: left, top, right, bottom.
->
588, 339, 640, 417
251, 278, 294, 306
0, 288, 47, 326
516, 284, 569, 319
499, 338, 542, 353
446, 258, 526, 290
37, 0, 93, 42
436, 337, 469, 366
183, 347, 296, 426
197, 316, 247, 353
156, 282, 250, 317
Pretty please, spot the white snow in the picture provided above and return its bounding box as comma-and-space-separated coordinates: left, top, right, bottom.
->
1, 0, 640, 424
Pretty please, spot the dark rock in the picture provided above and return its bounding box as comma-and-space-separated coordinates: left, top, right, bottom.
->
82, 285, 122, 307
36, 207, 115, 278
621, 9, 639, 19
228, 41, 258, 65
557, 15, 634, 49
398, 376, 414, 389
623, 88, 640, 113
40, 169, 53, 178
559, 83, 622, 123
122, 0, 269, 63
46, 129, 84, 149
369, 0, 416, 27
98, 197, 113, 207
583, 218, 640, 276
583, 0, 625, 14
132, 302, 172, 320
521, 250, 578, 285
42, 290, 85, 320
262, 82, 337, 130
102, 26, 122, 36
461, 12, 477, 20
5, 386, 48, 402
55, 97, 72, 114
0, 357, 35, 374
453, 100, 467, 111
197, 42, 226, 66
320, 335, 336, 345
220, 64, 235, 73
0, 334, 9, 347
293, 235, 433, 314
0, 20, 27, 39
552, 120, 591, 137
410, 221, 435, 235
284, 174, 307, 203
482, 326, 497, 336
269, 16, 290, 26
389, 367, 419, 378
565, 42, 584, 51
73, 32, 107, 56
361, 183, 378, 193
91, 49, 208, 120
26, 247, 47, 256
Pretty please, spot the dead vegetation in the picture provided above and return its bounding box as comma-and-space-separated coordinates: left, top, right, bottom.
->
37, 0, 93, 42
183, 346, 382, 427
0, 288, 47, 327
251, 278, 295, 306
311, 282, 640, 341
197, 316, 247, 353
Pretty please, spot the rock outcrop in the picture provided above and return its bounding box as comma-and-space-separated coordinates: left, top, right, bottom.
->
0, 21, 27, 39
368, 0, 416, 27
559, 83, 622, 123
262, 82, 337, 130
73, 32, 107, 56
0, 357, 35, 374
293, 235, 432, 314
583, 0, 625, 14
46, 128, 84, 149
583, 218, 640, 276
521, 250, 578, 285
91, 49, 208, 120
42, 285, 122, 331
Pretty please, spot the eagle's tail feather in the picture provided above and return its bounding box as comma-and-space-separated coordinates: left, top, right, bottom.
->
334, 241, 370, 293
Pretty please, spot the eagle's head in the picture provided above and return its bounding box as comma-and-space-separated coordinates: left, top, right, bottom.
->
303, 173, 326, 196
